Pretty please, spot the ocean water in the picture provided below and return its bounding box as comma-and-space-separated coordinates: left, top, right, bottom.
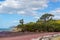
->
0, 28, 11, 32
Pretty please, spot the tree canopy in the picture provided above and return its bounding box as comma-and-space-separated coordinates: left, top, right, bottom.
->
13, 13, 60, 32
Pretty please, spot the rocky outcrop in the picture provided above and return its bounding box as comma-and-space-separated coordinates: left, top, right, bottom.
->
32, 33, 60, 40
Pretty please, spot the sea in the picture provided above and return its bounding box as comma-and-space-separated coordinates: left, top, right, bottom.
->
0, 28, 12, 32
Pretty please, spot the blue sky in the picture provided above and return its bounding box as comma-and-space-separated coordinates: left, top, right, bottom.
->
0, 0, 60, 28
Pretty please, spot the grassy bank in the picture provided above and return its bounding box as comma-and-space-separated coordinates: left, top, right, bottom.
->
51, 36, 60, 40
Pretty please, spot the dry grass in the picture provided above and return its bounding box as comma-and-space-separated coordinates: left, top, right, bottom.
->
51, 36, 60, 40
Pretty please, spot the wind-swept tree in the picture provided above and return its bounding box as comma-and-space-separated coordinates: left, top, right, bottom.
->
40, 13, 54, 23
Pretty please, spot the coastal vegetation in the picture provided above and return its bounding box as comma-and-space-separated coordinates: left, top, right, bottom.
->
14, 13, 60, 32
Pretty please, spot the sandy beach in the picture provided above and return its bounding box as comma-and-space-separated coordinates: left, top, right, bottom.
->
0, 32, 60, 40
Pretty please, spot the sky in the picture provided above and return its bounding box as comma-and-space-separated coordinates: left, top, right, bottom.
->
0, 0, 60, 28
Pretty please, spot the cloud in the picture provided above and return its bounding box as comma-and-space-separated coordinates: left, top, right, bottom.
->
50, 8, 60, 19
0, 0, 49, 16
34, 16, 39, 19
50, 8, 60, 14
17, 11, 26, 15
12, 20, 19, 23
51, 0, 60, 2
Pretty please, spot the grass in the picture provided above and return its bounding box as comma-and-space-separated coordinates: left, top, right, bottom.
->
55, 20, 60, 24
51, 36, 60, 40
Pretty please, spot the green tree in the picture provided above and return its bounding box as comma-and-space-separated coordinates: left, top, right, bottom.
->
15, 19, 24, 32
40, 13, 54, 23
25, 22, 35, 32
20, 19, 24, 25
